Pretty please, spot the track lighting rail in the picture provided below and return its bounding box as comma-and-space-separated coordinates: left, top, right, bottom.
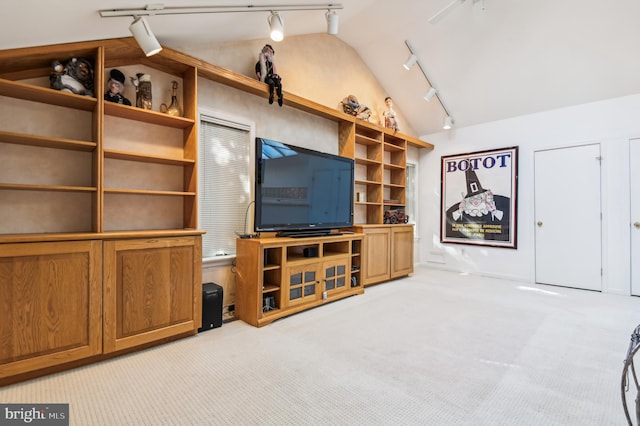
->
99, 3, 343, 18
404, 40, 454, 129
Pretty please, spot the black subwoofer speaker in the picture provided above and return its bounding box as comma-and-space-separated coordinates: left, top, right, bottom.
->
198, 282, 223, 332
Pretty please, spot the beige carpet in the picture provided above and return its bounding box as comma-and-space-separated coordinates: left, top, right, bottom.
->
1, 267, 638, 425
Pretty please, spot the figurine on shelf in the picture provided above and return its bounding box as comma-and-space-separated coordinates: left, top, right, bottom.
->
160, 80, 181, 116
382, 96, 400, 132
255, 44, 283, 106
50, 57, 94, 96
130, 73, 152, 110
104, 69, 131, 106
338, 95, 372, 122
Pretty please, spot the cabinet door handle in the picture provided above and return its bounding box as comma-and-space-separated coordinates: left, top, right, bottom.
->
634, 222, 640, 229
537, 221, 543, 227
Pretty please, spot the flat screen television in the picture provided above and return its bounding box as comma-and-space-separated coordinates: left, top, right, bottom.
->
255, 137, 354, 237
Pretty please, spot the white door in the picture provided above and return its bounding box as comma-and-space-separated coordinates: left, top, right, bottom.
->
534, 144, 602, 290
631, 139, 640, 295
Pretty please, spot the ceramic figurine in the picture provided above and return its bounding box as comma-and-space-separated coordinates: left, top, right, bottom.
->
104, 69, 131, 106
382, 96, 399, 132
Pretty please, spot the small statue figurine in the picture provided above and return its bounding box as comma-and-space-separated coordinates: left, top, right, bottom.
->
50, 57, 94, 96
255, 44, 283, 106
130, 73, 152, 110
104, 69, 131, 106
382, 96, 400, 132
338, 95, 372, 122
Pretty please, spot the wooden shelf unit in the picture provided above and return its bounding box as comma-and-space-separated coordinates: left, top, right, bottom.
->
338, 122, 418, 286
236, 233, 364, 327
0, 36, 433, 382
339, 122, 424, 225
351, 224, 414, 286
0, 38, 203, 385
0, 38, 199, 235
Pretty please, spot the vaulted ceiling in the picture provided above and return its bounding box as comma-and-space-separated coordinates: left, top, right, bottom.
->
4, 0, 640, 136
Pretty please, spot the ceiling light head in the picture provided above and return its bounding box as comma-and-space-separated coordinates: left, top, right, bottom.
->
443, 116, 454, 130
268, 12, 284, 42
326, 10, 339, 35
424, 87, 437, 101
403, 54, 417, 70
129, 16, 162, 57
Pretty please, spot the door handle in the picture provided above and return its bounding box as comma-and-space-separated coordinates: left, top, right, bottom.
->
537, 221, 543, 227
634, 222, 640, 229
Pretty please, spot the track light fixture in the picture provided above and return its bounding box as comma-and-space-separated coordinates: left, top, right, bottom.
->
326, 10, 339, 35
403, 40, 454, 130
403, 54, 418, 70
100, 3, 343, 42
129, 16, 162, 56
268, 12, 284, 41
424, 87, 437, 101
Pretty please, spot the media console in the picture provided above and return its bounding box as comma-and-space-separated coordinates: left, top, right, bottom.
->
235, 233, 363, 327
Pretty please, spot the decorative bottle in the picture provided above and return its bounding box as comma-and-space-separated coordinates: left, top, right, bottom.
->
161, 80, 181, 116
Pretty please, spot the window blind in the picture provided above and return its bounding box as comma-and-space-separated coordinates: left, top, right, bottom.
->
406, 163, 416, 228
199, 115, 252, 258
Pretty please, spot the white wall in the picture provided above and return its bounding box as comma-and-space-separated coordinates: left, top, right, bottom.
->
419, 94, 640, 294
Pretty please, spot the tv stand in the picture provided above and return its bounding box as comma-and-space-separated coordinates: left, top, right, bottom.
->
235, 233, 363, 327
276, 230, 333, 238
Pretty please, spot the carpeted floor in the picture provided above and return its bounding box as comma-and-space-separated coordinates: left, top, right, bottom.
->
1, 267, 639, 425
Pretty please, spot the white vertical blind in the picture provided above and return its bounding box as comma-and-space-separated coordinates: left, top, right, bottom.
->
406, 163, 417, 229
199, 114, 252, 258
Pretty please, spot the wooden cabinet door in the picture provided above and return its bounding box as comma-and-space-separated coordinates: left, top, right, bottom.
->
322, 257, 351, 298
391, 225, 414, 278
285, 263, 321, 307
103, 236, 202, 353
362, 227, 391, 285
0, 240, 102, 382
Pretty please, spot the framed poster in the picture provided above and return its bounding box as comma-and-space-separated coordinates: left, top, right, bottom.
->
440, 146, 518, 248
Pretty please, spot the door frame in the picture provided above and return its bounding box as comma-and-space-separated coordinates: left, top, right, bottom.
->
533, 142, 603, 291
630, 138, 640, 295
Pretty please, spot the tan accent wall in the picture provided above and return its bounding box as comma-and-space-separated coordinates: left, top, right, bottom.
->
183, 33, 415, 136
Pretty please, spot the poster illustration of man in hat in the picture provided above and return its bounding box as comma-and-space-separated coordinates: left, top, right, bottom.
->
441, 147, 518, 248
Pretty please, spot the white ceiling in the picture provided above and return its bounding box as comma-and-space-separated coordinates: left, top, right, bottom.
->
4, 0, 640, 136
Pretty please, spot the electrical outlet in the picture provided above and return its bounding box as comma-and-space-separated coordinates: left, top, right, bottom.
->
228, 304, 235, 312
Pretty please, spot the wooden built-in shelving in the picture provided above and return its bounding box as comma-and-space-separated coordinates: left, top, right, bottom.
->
104, 101, 195, 128
0, 130, 96, 151
0, 78, 97, 110
0, 37, 203, 386
0, 35, 433, 383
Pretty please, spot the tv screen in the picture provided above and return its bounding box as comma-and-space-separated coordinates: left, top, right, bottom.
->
255, 137, 354, 236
